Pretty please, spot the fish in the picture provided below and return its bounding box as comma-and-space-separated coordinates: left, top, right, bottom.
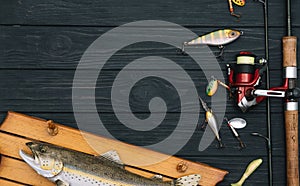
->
181, 29, 242, 57
199, 97, 223, 148
19, 142, 201, 186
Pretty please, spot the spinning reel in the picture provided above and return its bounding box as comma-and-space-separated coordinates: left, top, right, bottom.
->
227, 52, 300, 112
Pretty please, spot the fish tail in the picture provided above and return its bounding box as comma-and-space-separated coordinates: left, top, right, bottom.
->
174, 174, 201, 186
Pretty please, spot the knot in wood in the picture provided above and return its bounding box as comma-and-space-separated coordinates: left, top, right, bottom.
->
176, 161, 188, 173
47, 120, 58, 136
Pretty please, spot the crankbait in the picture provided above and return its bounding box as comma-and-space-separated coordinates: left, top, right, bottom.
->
231, 158, 263, 186
206, 76, 230, 96
199, 97, 223, 148
228, 0, 246, 18
181, 29, 242, 58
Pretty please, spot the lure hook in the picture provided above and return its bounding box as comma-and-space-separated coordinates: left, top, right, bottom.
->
231, 12, 241, 18
217, 46, 225, 59
228, 0, 243, 19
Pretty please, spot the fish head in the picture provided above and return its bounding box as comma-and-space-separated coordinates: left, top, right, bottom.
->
19, 142, 63, 178
224, 29, 241, 43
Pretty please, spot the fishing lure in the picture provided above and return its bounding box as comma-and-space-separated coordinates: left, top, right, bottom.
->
181, 29, 242, 58
231, 158, 263, 186
228, 0, 246, 18
199, 97, 223, 148
224, 118, 246, 149
206, 76, 230, 96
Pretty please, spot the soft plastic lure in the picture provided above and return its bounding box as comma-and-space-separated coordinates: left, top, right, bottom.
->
181, 29, 242, 57
231, 159, 263, 186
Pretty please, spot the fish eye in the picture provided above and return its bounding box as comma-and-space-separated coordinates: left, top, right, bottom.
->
40, 146, 48, 153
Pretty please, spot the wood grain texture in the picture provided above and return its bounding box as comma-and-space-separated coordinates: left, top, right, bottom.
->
0, 26, 293, 70
0, 112, 228, 186
0, 156, 54, 186
0, 0, 299, 27
285, 110, 299, 186
0, 0, 297, 185
0, 69, 295, 114
0, 178, 29, 186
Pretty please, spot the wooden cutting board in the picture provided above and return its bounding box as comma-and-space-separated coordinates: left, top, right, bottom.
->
0, 111, 228, 185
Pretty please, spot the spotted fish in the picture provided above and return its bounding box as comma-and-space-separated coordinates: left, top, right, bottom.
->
19, 142, 201, 186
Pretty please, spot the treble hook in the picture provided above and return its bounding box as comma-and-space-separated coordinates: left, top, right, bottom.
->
216, 46, 225, 59
177, 43, 188, 55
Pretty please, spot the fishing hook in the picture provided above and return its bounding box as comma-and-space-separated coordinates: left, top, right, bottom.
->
228, 0, 242, 18
217, 46, 225, 59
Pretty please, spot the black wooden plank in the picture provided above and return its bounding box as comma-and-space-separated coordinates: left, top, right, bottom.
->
0, 26, 291, 70
0, 69, 293, 113
0, 0, 298, 27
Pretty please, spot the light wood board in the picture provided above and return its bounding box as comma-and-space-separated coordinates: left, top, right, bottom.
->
0, 111, 228, 185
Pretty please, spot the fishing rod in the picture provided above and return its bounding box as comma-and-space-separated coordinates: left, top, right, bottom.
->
207, 1, 298, 184
257, 1, 273, 185
283, 0, 299, 184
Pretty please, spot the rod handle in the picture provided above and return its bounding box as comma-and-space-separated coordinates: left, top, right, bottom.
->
285, 110, 299, 186
283, 36, 297, 68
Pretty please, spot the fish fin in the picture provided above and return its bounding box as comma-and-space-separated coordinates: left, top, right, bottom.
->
55, 180, 69, 186
151, 174, 163, 180
100, 150, 123, 165
175, 174, 201, 186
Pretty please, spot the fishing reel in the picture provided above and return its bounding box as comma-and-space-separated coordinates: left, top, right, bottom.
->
227, 51, 300, 112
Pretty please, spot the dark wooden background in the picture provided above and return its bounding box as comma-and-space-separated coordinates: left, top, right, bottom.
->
1, 0, 299, 185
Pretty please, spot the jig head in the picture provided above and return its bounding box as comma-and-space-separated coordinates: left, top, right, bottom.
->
180, 29, 242, 59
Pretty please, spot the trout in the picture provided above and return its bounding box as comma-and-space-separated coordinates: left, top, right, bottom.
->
19, 142, 201, 186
